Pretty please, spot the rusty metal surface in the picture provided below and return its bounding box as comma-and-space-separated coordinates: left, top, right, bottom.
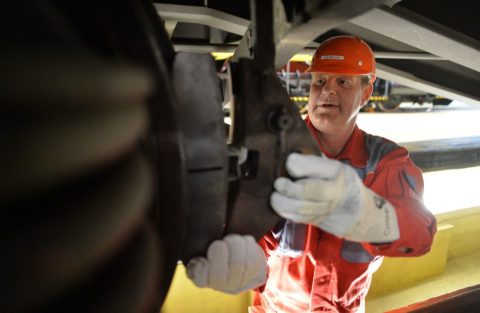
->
225, 58, 321, 239
224, 0, 320, 240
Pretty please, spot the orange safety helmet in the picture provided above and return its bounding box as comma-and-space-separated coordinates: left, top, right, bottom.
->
307, 35, 376, 83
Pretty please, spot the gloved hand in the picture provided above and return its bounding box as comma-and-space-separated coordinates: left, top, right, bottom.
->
186, 234, 267, 294
270, 153, 400, 243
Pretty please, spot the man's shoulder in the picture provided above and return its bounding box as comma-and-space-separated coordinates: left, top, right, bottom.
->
360, 130, 410, 170
362, 130, 404, 154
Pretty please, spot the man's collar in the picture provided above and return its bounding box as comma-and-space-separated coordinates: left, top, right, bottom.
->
305, 116, 367, 167
336, 125, 367, 167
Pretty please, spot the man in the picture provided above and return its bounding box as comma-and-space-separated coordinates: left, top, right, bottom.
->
186, 36, 436, 313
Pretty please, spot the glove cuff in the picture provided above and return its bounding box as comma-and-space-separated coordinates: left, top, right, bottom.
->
344, 187, 400, 243
316, 165, 400, 243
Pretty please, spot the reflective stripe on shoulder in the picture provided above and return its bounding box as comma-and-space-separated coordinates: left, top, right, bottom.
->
364, 133, 399, 174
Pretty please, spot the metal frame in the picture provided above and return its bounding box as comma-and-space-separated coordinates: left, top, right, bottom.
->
376, 63, 480, 106
154, 3, 249, 35
158, 0, 480, 106
272, 0, 386, 68
350, 6, 480, 73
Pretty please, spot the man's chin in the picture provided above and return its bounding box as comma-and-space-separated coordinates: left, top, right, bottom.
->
310, 117, 339, 133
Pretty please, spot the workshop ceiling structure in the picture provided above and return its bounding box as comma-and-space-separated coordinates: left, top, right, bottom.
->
156, 0, 480, 106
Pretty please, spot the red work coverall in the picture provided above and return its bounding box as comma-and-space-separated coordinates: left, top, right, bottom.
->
250, 118, 437, 313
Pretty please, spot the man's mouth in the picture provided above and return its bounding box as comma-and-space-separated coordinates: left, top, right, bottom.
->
316, 103, 338, 109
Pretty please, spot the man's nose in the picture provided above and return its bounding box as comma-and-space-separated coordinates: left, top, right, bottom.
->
322, 78, 337, 95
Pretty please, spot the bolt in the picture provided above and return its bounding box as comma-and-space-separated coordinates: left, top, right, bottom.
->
268, 107, 294, 131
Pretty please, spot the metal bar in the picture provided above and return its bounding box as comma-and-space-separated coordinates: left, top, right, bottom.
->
172, 44, 444, 61
273, 0, 386, 68
349, 6, 480, 73
164, 20, 177, 38
173, 43, 237, 53
230, 24, 254, 61
374, 52, 444, 60
251, 0, 274, 71
154, 3, 249, 36
405, 137, 480, 172
376, 63, 480, 106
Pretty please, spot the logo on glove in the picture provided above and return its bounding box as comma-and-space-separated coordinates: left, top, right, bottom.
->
374, 196, 386, 209
373, 195, 392, 236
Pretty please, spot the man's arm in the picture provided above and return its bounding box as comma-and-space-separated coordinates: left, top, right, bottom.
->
271, 153, 436, 251
271, 153, 401, 243
362, 150, 436, 257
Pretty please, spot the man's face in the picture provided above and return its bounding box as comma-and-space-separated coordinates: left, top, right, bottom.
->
307, 73, 372, 135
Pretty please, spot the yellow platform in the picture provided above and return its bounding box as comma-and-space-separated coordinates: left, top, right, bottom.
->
162, 206, 480, 313
161, 263, 251, 313
367, 206, 480, 312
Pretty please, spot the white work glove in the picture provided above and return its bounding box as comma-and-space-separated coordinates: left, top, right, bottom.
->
186, 234, 267, 294
270, 153, 400, 243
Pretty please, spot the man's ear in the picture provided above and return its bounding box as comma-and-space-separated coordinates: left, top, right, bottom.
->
360, 83, 374, 107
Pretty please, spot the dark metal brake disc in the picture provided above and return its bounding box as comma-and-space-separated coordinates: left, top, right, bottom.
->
172, 52, 229, 262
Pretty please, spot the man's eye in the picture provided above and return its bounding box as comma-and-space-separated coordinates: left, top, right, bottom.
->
314, 80, 325, 86
339, 79, 350, 87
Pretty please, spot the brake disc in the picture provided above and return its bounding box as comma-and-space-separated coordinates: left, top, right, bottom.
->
172, 52, 229, 262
